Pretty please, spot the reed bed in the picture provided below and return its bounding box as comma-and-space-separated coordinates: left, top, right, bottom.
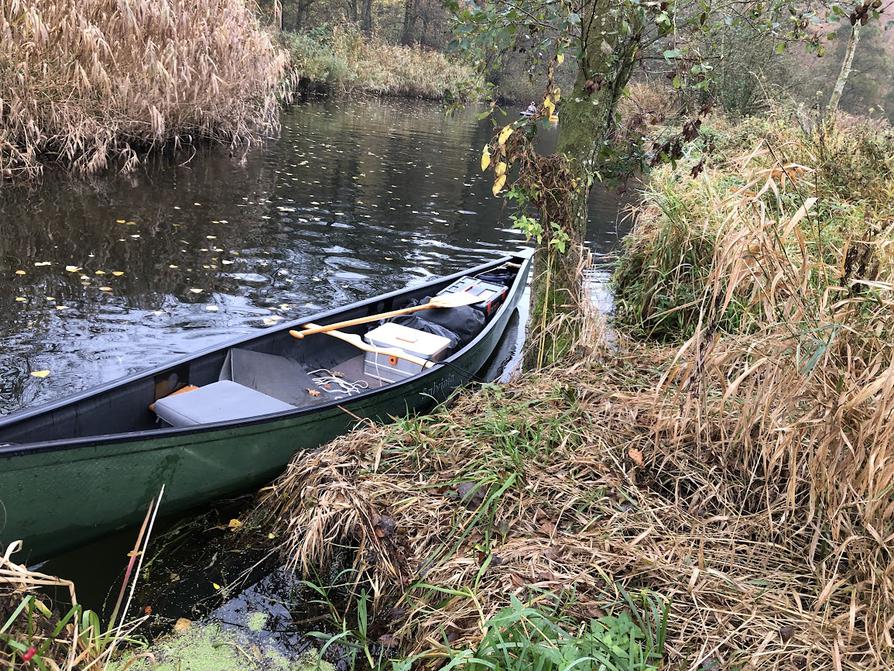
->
0, 0, 291, 178
258, 113, 894, 670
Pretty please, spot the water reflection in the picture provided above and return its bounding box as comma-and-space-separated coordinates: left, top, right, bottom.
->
0, 97, 627, 414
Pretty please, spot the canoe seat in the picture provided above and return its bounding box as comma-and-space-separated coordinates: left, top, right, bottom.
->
153, 380, 295, 428
220, 349, 318, 406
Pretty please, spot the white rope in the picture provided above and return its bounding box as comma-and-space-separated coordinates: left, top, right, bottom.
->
308, 368, 369, 396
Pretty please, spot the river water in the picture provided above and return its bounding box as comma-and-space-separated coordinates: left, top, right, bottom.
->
0, 97, 628, 417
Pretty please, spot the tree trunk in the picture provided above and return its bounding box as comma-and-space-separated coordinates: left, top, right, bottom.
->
361, 0, 373, 35
526, 1, 642, 368
828, 21, 861, 114
401, 0, 417, 45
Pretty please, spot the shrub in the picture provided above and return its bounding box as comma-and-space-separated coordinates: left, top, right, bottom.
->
0, 0, 291, 178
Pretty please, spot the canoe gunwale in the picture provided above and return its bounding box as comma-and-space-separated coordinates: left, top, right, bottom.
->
0, 250, 532, 456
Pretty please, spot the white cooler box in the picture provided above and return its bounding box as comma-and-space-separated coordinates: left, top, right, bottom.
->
363, 322, 451, 383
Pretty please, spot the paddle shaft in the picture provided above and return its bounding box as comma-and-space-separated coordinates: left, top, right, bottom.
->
289, 323, 435, 369
293, 302, 442, 338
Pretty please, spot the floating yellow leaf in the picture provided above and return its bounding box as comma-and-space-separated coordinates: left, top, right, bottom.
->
15, 270, 26, 276
495, 161, 507, 177
99, 286, 113, 292
557, 53, 565, 65
168, 264, 179, 269
492, 174, 507, 196
95, 270, 106, 275
34, 261, 51, 267
227, 518, 243, 530
267, 532, 276, 540
112, 271, 125, 277
189, 288, 203, 294
30, 370, 51, 379
212, 582, 221, 591
480, 145, 491, 171
65, 265, 81, 273
498, 125, 513, 146
116, 219, 126, 224
15, 297, 27, 302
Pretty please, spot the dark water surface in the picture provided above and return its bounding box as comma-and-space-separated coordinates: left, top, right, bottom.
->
1, 97, 627, 416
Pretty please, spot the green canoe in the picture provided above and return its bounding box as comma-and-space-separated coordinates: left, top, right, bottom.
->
0, 251, 532, 560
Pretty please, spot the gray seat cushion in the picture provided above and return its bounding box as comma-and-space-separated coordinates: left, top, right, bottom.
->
154, 380, 295, 427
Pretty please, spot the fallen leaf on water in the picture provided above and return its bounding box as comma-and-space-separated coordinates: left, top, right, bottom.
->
99, 286, 113, 292
15, 270, 26, 275
227, 518, 243, 530
30, 370, 51, 379
168, 264, 179, 269
95, 270, 106, 275
65, 266, 81, 273
34, 261, 51, 267
189, 288, 203, 294
112, 271, 124, 277
212, 582, 221, 591
480, 145, 491, 171
115, 219, 126, 224
15, 297, 27, 302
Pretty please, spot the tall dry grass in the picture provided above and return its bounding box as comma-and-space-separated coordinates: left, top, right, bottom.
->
0, 0, 292, 178
256, 113, 894, 670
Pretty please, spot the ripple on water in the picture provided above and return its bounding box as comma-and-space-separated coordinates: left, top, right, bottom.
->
0, 96, 627, 415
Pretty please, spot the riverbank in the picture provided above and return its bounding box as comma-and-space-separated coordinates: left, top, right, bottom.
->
253, 109, 894, 670
283, 26, 480, 101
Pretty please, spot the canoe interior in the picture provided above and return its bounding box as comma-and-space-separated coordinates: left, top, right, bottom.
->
0, 255, 527, 447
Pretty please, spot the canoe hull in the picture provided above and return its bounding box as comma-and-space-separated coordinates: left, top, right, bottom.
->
0, 255, 528, 560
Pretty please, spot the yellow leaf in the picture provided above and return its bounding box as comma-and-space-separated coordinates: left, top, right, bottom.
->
65, 265, 81, 273
553, 87, 561, 101
31, 370, 51, 379
112, 271, 124, 277
95, 270, 106, 275
557, 53, 564, 65
15, 297, 27, 302
212, 582, 221, 591
498, 125, 513, 146
495, 161, 507, 177
99, 286, 113, 292
267, 532, 276, 540
227, 518, 243, 530
115, 219, 126, 224
15, 270, 25, 276
543, 97, 555, 116
480, 145, 491, 171
189, 288, 203, 294
492, 174, 507, 196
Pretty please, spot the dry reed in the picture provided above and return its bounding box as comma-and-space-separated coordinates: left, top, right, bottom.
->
0, 0, 292, 178
257, 118, 894, 670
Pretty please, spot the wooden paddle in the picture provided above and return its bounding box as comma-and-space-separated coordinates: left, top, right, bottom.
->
290, 291, 484, 339
289, 323, 436, 369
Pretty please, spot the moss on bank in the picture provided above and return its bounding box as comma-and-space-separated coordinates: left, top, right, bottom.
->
282, 26, 481, 101
111, 623, 333, 671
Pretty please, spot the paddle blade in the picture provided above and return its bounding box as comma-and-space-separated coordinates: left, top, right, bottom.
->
426, 291, 486, 309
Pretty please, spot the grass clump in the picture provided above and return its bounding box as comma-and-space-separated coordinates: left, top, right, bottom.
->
283, 25, 481, 101
613, 110, 894, 340
0, 0, 291, 179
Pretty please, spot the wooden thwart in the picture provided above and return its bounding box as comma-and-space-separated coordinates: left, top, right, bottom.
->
290, 291, 483, 339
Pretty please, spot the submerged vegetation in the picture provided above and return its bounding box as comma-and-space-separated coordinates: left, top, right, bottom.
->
0, 0, 290, 178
